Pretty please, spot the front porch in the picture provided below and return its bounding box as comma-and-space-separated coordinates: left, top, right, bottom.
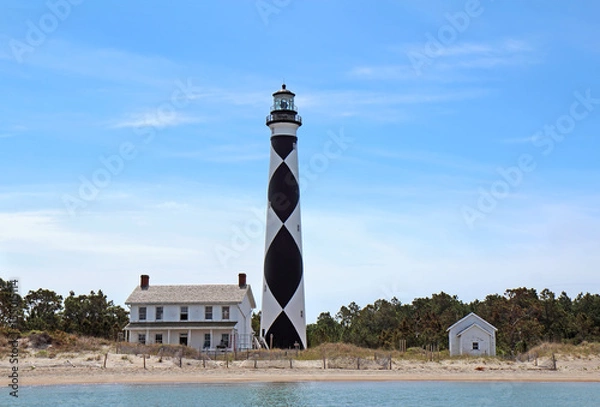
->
124, 321, 253, 351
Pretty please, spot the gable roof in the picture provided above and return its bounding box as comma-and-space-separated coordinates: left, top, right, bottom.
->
446, 312, 497, 333
456, 322, 493, 337
125, 284, 256, 308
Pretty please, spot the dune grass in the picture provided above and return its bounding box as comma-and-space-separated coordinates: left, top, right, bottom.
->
526, 341, 600, 358
3, 329, 600, 363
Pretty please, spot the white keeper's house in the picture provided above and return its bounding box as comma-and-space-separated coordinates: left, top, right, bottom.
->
447, 312, 497, 357
124, 273, 256, 351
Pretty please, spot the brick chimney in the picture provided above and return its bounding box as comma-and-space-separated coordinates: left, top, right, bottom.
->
140, 274, 149, 290
238, 273, 247, 288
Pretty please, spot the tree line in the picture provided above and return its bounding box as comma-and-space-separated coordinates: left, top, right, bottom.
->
0, 278, 128, 340
2, 278, 599, 355
307, 288, 600, 355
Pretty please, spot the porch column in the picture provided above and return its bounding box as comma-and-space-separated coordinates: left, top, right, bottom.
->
188, 329, 192, 347
210, 329, 213, 349
167, 329, 171, 344
146, 329, 150, 344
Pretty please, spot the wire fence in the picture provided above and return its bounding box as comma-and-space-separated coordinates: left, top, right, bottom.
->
114, 342, 550, 371
115, 343, 397, 370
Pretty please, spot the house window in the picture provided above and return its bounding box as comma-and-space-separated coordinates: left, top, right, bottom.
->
180, 333, 188, 346
180, 306, 188, 321
222, 306, 230, 320
155, 334, 163, 344
472, 342, 479, 350
139, 307, 146, 321
220, 333, 229, 348
205, 306, 213, 320
138, 334, 146, 344
204, 333, 211, 349
156, 306, 163, 321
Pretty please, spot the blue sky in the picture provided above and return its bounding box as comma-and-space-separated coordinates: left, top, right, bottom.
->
1, 0, 599, 322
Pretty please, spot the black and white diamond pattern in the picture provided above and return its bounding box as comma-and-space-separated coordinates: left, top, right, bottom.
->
261, 134, 306, 349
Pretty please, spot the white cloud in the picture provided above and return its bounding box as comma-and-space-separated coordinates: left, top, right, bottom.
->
0, 211, 200, 257
302, 196, 600, 315
429, 43, 496, 57
366, 148, 492, 174
28, 40, 183, 87
350, 39, 539, 81
498, 136, 538, 144
0, 124, 28, 139
2, 181, 599, 323
297, 89, 489, 112
155, 201, 190, 211
112, 111, 202, 129
403, 39, 535, 60
348, 65, 417, 81
0, 202, 250, 308
165, 144, 268, 163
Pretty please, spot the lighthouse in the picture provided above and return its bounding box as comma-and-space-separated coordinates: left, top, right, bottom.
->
260, 84, 307, 349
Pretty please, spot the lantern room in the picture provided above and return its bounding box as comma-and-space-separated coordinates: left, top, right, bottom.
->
266, 84, 302, 126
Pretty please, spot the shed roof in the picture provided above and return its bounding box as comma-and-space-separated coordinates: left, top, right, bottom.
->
125, 284, 256, 308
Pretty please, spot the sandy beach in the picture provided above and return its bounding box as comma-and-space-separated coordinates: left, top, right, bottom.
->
7, 350, 600, 386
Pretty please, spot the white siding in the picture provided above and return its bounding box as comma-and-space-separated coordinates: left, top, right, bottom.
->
126, 291, 255, 350
448, 313, 496, 357
459, 325, 492, 356
164, 305, 179, 321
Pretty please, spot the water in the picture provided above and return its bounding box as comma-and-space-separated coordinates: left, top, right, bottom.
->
9, 381, 600, 406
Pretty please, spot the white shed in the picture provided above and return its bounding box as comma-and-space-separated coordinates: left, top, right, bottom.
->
447, 312, 497, 357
